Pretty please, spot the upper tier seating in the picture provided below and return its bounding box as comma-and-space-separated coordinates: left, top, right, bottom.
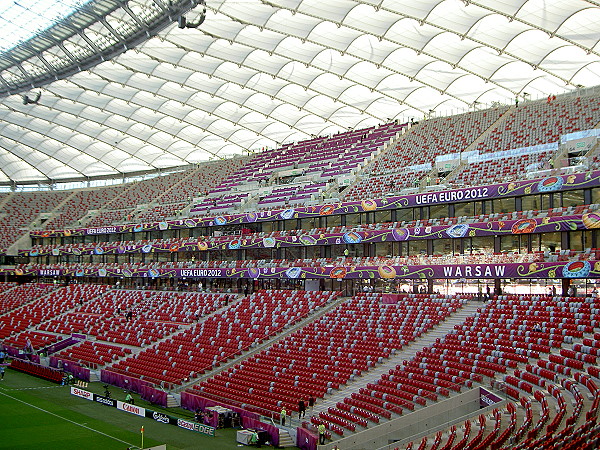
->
190, 123, 405, 215
476, 96, 600, 155
42, 186, 125, 230
343, 168, 430, 200
370, 108, 510, 176
449, 149, 555, 186
0, 191, 70, 251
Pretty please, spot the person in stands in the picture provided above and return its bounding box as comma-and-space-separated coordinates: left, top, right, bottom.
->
298, 399, 306, 419
280, 406, 287, 426
308, 394, 315, 412
318, 423, 326, 445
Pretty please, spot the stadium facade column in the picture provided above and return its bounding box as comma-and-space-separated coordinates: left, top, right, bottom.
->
562, 279, 571, 297
494, 279, 502, 296
427, 279, 434, 294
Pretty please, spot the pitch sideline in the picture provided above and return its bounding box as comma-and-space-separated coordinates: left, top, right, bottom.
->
0, 388, 137, 447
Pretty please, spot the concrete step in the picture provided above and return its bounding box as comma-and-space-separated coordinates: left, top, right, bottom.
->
89, 370, 100, 382
278, 429, 295, 447
167, 394, 180, 408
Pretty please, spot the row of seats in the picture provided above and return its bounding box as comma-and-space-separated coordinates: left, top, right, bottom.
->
105, 290, 337, 388
192, 293, 465, 422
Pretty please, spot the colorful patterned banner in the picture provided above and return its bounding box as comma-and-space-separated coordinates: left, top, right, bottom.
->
9, 261, 599, 279
21, 212, 600, 257
28, 171, 600, 239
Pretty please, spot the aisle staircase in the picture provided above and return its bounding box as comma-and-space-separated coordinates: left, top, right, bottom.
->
278, 429, 295, 447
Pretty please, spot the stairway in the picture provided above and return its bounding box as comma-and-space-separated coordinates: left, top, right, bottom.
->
278, 429, 295, 447
167, 394, 180, 408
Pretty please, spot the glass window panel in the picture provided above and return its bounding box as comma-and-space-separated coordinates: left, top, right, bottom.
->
374, 241, 393, 257
430, 204, 447, 219
522, 195, 542, 212
432, 238, 455, 255
561, 190, 584, 208
262, 221, 274, 233
345, 213, 363, 227
375, 210, 392, 224
469, 236, 494, 254
284, 219, 298, 231
541, 194, 551, 210
592, 188, 600, 205
540, 231, 561, 253
409, 240, 427, 255
500, 235, 520, 253
570, 231, 584, 252
474, 201, 484, 216
396, 208, 413, 224
531, 233, 540, 252
305, 246, 320, 259
493, 197, 514, 214
327, 215, 342, 227
300, 216, 320, 231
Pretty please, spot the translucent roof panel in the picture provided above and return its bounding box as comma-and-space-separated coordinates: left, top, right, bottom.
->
0, 0, 93, 53
0, 0, 599, 184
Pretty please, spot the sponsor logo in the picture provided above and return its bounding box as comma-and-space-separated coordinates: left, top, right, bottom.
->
177, 419, 198, 432
180, 269, 221, 278
117, 401, 145, 417
152, 411, 170, 424
71, 387, 93, 400
94, 394, 116, 407
197, 424, 216, 436
176, 418, 215, 436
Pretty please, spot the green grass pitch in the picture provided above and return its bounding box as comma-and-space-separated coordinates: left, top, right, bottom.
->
0, 366, 296, 449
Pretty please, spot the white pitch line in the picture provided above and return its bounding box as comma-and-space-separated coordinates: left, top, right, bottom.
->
5, 385, 65, 391
0, 390, 137, 447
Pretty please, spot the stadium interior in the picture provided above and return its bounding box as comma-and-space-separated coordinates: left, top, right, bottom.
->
1, 1, 600, 449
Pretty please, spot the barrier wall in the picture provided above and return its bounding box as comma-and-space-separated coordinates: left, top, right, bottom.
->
316, 388, 505, 450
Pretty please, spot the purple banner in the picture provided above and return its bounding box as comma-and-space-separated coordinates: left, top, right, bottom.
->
297, 426, 318, 450
8, 261, 600, 279
99, 369, 166, 406
480, 387, 504, 408
21, 212, 600, 257
28, 171, 600, 239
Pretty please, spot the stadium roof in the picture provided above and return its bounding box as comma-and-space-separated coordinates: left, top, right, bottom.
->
0, 0, 599, 186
